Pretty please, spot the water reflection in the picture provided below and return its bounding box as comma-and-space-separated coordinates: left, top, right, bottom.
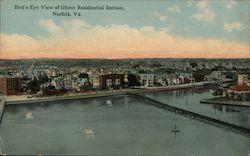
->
25, 112, 34, 119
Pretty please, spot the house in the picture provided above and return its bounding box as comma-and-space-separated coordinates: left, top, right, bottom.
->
99, 74, 125, 89
139, 74, 154, 87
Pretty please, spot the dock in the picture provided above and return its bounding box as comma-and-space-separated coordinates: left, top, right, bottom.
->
127, 93, 250, 137
200, 98, 250, 107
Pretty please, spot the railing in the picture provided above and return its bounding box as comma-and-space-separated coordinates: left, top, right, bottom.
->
127, 92, 250, 137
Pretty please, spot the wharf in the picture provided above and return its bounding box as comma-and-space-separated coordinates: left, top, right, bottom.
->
200, 98, 250, 107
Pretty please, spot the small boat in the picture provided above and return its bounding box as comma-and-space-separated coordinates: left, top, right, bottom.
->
25, 112, 34, 119
83, 128, 95, 135
106, 100, 112, 106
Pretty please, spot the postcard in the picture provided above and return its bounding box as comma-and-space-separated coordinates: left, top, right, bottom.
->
0, 0, 249, 155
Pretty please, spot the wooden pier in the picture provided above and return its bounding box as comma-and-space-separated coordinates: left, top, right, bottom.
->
127, 93, 250, 137
200, 99, 250, 107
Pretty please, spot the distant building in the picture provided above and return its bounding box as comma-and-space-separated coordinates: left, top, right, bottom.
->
99, 74, 125, 89
91, 75, 100, 89
139, 74, 154, 87
51, 77, 65, 90
238, 74, 248, 85
193, 69, 211, 82
0, 77, 20, 95
226, 74, 250, 101
227, 84, 250, 101
205, 71, 222, 81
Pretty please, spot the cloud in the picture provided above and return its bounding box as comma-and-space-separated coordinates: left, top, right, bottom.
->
168, 5, 181, 13
160, 27, 171, 33
39, 19, 64, 36
192, 0, 215, 23
192, 10, 215, 22
226, 0, 237, 9
187, 0, 192, 7
0, 19, 248, 59
153, 11, 167, 21
224, 22, 244, 32
184, 23, 203, 31
196, 0, 209, 10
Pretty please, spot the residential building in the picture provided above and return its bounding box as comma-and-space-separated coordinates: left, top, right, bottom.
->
0, 77, 20, 95
238, 74, 248, 85
139, 74, 154, 87
99, 74, 125, 89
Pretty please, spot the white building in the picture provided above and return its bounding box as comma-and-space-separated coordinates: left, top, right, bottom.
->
238, 74, 248, 85
51, 77, 65, 90
90, 74, 100, 88
205, 71, 222, 81
139, 74, 154, 87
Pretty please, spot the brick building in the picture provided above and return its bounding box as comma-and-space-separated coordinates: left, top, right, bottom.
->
99, 74, 125, 89
0, 77, 20, 95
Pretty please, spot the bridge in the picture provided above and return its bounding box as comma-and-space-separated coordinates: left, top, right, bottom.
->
127, 93, 250, 137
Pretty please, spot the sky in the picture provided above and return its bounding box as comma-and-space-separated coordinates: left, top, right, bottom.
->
0, 0, 249, 59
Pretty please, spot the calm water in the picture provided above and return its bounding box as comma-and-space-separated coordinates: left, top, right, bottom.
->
0, 88, 249, 155
144, 87, 250, 129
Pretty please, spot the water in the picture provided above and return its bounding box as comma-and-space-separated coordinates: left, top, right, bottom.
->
0, 88, 249, 155
0, 136, 6, 155
144, 87, 250, 129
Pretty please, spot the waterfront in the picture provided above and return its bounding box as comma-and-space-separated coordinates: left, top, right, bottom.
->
4, 81, 215, 105
0, 88, 249, 155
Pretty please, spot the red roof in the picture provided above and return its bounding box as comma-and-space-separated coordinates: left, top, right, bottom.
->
229, 84, 250, 91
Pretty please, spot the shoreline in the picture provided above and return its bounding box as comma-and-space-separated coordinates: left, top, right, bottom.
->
0, 99, 6, 123
5, 80, 231, 105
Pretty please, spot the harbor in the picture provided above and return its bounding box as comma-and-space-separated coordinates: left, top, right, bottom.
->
0, 88, 249, 155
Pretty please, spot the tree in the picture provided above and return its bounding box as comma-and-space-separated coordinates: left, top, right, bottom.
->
128, 73, 140, 87
79, 73, 89, 79
190, 62, 198, 68
27, 78, 40, 92
38, 74, 49, 83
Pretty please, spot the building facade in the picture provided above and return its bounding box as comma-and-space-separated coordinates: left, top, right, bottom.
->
139, 74, 155, 87
226, 74, 250, 101
0, 77, 20, 95
99, 74, 125, 89
238, 74, 248, 85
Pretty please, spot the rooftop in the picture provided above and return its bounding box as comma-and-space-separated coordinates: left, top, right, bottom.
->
229, 84, 250, 92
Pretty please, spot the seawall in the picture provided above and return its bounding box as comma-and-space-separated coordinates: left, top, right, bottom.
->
5, 80, 232, 105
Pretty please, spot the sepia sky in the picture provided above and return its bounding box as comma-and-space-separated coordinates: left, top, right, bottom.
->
0, 0, 249, 59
